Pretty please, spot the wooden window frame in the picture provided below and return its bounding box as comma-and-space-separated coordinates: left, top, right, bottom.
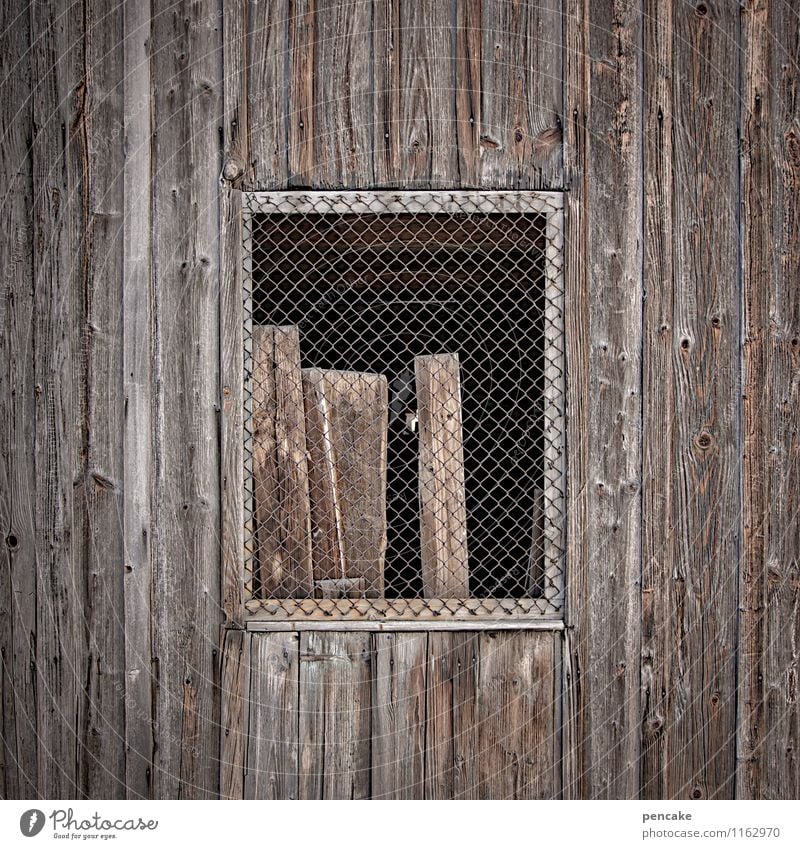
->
222, 190, 566, 631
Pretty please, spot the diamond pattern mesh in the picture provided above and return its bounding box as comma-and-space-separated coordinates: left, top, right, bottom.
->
242, 192, 564, 619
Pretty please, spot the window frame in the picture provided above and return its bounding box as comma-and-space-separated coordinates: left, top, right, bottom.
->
232, 190, 566, 631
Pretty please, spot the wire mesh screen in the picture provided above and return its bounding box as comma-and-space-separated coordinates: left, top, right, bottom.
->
242, 191, 564, 620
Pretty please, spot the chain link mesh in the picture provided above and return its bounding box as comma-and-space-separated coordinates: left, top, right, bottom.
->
242, 191, 564, 620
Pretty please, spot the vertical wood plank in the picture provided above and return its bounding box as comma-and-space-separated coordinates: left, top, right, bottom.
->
220, 629, 251, 799
416, 354, 469, 598
454, 0, 482, 187
372, 632, 427, 799
252, 326, 313, 597
314, 0, 374, 187
245, 632, 299, 799
30, 0, 85, 798
299, 632, 371, 799
480, 0, 563, 189
398, 0, 458, 187
563, 0, 643, 800
738, 0, 800, 801
477, 631, 556, 799
303, 369, 388, 596
288, 0, 316, 184
0, 0, 37, 800
149, 0, 222, 798
246, 0, 290, 187
643, 0, 740, 801
371, 0, 401, 186
424, 632, 479, 799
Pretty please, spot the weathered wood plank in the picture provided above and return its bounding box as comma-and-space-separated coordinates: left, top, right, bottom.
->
30, 0, 85, 798
303, 369, 388, 597
416, 354, 469, 598
220, 629, 251, 799
252, 326, 314, 597
738, 0, 800, 801
314, 0, 374, 187
424, 632, 479, 799
643, 0, 740, 801
562, 0, 642, 800
397, 0, 458, 187
246, 0, 289, 187
371, 0, 401, 186
149, 0, 222, 798
245, 632, 299, 799
479, 0, 562, 189
476, 631, 556, 799
122, 0, 156, 799
298, 632, 371, 799
371, 632, 427, 799
454, 0, 482, 187
0, 0, 37, 800
288, 0, 316, 185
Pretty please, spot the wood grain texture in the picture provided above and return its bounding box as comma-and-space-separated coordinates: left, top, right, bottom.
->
149, 0, 222, 798
220, 629, 251, 799
738, 0, 800, 801
0, 0, 37, 800
245, 632, 299, 799
416, 354, 469, 598
562, 0, 643, 800
479, 0, 562, 188
371, 632, 427, 798
476, 631, 556, 799
302, 369, 388, 596
288, 0, 316, 185
424, 632, 479, 798
643, 0, 740, 801
252, 326, 313, 597
298, 631, 372, 799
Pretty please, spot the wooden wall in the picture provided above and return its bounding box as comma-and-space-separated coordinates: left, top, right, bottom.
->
1, 0, 798, 800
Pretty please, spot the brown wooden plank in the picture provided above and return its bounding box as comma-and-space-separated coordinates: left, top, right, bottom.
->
424, 632, 479, 799
526, 484, 545, 596
416, 354, 469, 598
738, 0, 800, 801
288, 0, 316, 185
314, 0, 374, 187
397, 0, 458, 187
252, 326, 314, 597
371, 632, 427, 799
0, 0, 37, 800
245, 632, 299, 799
149, 0, 222, 798
220, 629, 251, 799
480, 0, 563, 189
454, 0, 482, 187
298, 631, 371, 799
562, 0, 642, 800
643, 0, 740, 801
476, 631, 556, 799
302, 368, 388, 597
245, 0, 289, 187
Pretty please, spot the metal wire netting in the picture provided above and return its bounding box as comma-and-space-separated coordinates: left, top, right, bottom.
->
242, 191, 564, 619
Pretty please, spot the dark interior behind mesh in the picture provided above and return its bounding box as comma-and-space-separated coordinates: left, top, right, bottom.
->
250, 212, 548, 599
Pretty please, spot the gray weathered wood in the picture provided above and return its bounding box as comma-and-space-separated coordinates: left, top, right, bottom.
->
416, 354, 469, 598
220, 629, 251, 799
302, 369, 388, 597
477, 631, 556, 799
288, 0, 316, 185
149, 0, 222, 798
252, 326, 314, 597
454, 0, 482, 186
245, 632, 299, 799
737, 0, 800, 802
299, 632, 371, 799
480, 0, 563, 189
0, 0, 37, 800
371, 633, 427, 799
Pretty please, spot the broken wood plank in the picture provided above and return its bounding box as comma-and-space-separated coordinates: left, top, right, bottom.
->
299, 632, 371, 799
252, 325, 314, 598
315, 578, 366, 599
371, 633, 427, 799
245, 632, 300, 800
302, 369, 388, 597
415, 354, 469, 598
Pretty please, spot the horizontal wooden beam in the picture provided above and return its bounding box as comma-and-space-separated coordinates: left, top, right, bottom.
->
246, 618, 564, 633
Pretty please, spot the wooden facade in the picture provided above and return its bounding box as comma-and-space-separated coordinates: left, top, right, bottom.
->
1, 0, 798, 799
